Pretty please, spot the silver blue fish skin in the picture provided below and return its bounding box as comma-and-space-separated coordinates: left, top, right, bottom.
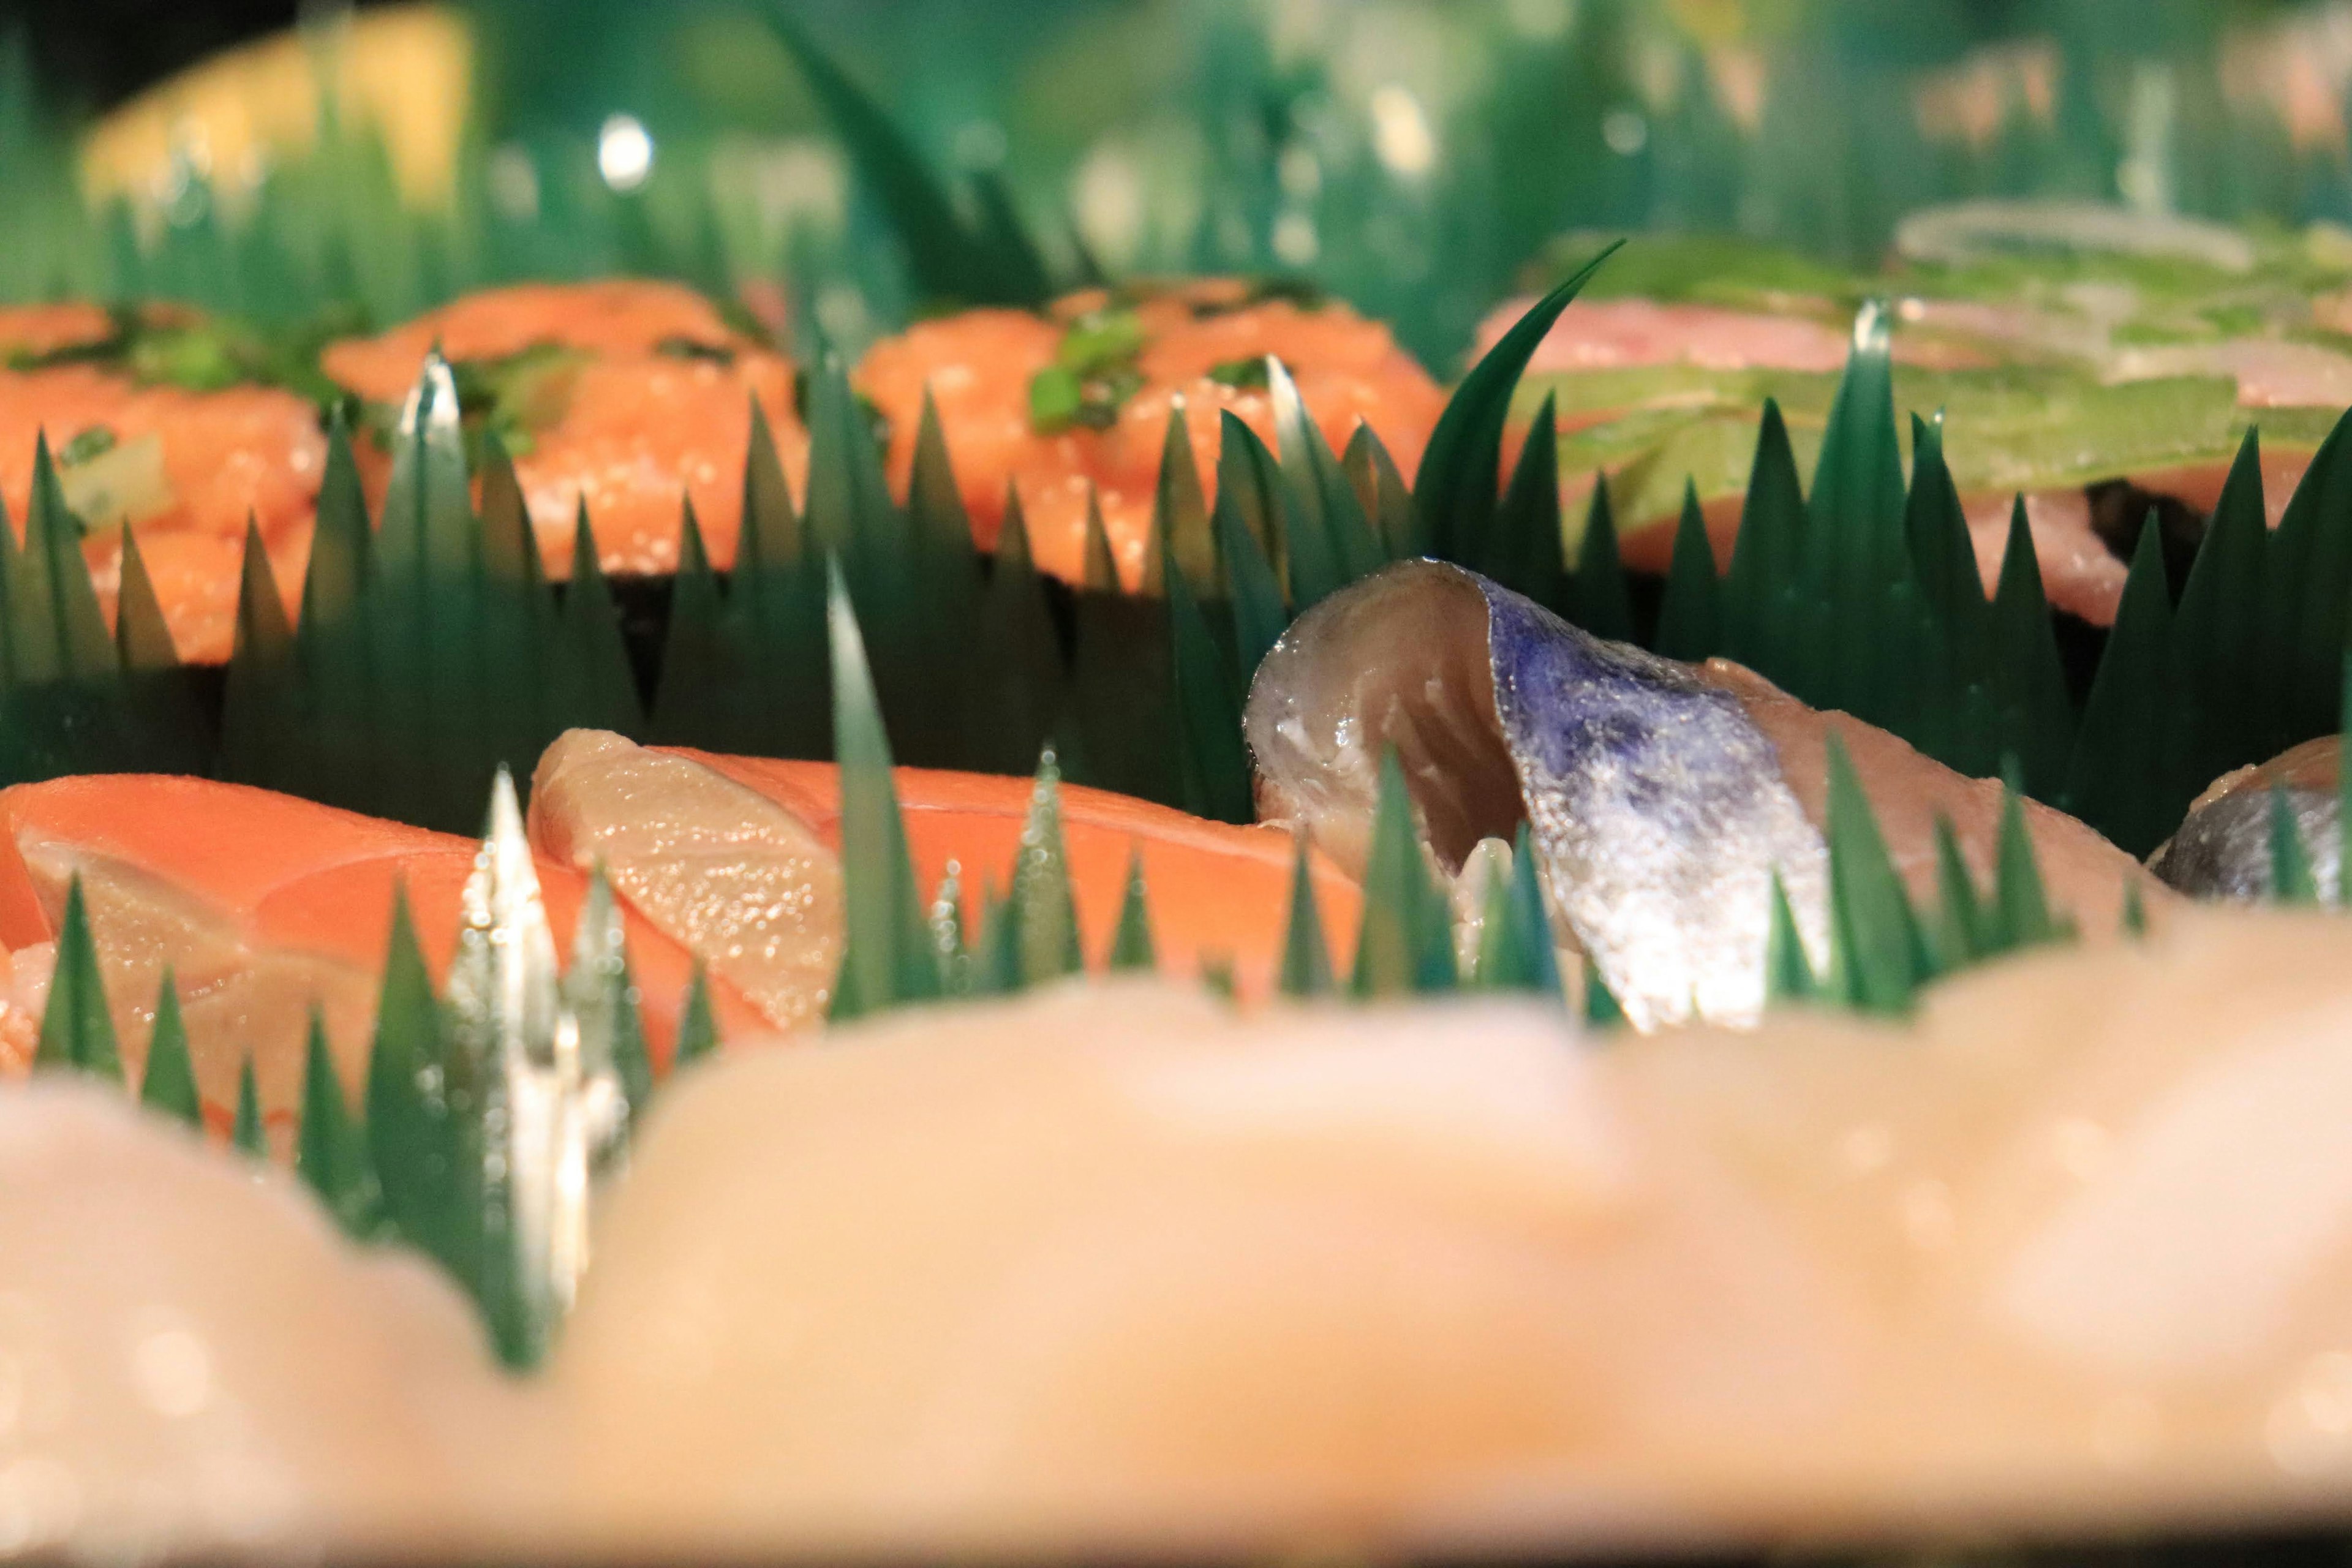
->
2151, 789, 2342, 902
1246, 560, 1828, 1030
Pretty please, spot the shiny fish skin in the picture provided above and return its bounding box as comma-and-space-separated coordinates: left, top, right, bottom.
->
2153, 737, 2343, 901
1246, 560, 1827, 1029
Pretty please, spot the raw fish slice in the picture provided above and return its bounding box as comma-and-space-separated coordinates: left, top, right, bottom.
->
0, 360, 326, 661
856, 281, 1443, 587
322, 281, 809, 579
3, 834, 377, 1145
322, 281, 760, 393
0, 302, 115, 357
854, 306, 1082, 559
2111, 339, 2352, 409
1698, 660, 2150, 938
2150, 736, 2340, 900
507, 350, 803, 578
0, 1078, 535, 1559
559, 907, 2352, 1554
0, 775, 759, 1133
1245, 561, 2155, 1028
529, 729, 845, 1032
0, 366, 326, 544
1614, 905, 2352, 1530
549, 985, 1873, 1555
81, 521, 311, 665
1475, 295, 1856, 375
1247, 560, 1824, 1028
683, 748, 1362, 1000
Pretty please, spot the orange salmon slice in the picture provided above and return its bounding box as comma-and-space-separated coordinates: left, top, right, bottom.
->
0, 775, 762, 1144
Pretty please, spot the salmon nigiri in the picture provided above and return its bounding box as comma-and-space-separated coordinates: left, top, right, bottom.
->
529, 729, 1362, 1017
0, 774, 764, 1143
322, 281, 809, 579
0, 303, 326, 663
856, 279, 1444, 588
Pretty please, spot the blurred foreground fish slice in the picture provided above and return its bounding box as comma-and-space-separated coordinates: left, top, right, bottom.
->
546, 907, 2352, 1556
0, 1078, 536, 1560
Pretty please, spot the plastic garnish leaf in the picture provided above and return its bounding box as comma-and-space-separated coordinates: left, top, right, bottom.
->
34, 875, 120, 1083
232, 1055, 266, 1159
2271, 784, 2321, 904
1278, 829, 1334, 998
1107, 846, 1156, 973
1414, 242, 1621, 562
138, 969, 201, 1126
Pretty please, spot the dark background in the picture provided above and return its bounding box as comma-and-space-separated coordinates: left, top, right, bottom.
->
9, 0, 328, 112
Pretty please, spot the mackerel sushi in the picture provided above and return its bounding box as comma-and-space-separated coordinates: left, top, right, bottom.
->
0, 303, 326, 663
322, 281, 810, 578
856, 279, 1446, 586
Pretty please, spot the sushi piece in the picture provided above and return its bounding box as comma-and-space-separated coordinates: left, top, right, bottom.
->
320, 281, 810, 578
530, 730, 1362, 1009
0, 1076, 535, 1559
1495, 216, 2352, 626
0, 303, 327, 662
855, 279, 1446, 586
548, 901, 2352, 1554
0, 774, 762, 1143
2149, 737, 2340, 900
548, 984, 1807, 1553
1610, 901, 2352, 1535
529, 729, 847, 1033
1243, 561, 2156, 1028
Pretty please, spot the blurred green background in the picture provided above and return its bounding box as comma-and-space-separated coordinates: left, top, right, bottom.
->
16, 0, 2352, 366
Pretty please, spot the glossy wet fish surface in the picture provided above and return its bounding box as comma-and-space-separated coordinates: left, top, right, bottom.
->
2153, 736, 2343, 900
1246, 560, 1828, 1028
1248, 560, 2156, 1030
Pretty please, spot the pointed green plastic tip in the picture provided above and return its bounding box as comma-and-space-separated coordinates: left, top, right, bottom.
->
1581, 958, 1626, 1030
138, 970, 202, 1126
2269, 785, 2320, 904
826, 556, 942, 1012
1763, 869, 1817, 1006
1107, 846, 1156, 973
1992, 767, 2062, 946
233, 1056, 266, 1159
1010, 745, 1084, 985
598, 914, 656, 1117
296, 1006, 373, 1230
674, 963, 719, 1070
34, 876, 123, 1084
1277, 829, 1334, 999
1930, 817, 1985, 971
1350, 747, 1453, 997
1822, 733, 1926, 1014
1473, 824, 1561, 998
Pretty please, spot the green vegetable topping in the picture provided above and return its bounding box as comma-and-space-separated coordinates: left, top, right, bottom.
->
445, 344, 586, 466
1207, 356, 1271, 390
655, 336, 737, 364
1028, 365, 1084, 430
1029, 307, 1149, 433
59, 426, 116, 467
1056, 308, 1145, 375
127, 326, 249, 393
